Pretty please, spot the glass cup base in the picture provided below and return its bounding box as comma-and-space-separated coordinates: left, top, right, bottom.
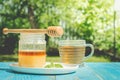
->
62, 62, 84, 68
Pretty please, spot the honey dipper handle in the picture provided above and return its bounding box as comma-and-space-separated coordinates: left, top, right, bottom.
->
3, 28, 47, 34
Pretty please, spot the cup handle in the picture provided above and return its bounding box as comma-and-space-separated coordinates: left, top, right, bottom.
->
84, 44, 94, 59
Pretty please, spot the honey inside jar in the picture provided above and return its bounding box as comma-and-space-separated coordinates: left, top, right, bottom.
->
19, 50, 46, 68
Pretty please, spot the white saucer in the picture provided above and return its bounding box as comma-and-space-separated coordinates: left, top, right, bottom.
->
9, 62, 78, 74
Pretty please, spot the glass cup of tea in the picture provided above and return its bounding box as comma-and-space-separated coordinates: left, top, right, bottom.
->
59, 40, 94, 67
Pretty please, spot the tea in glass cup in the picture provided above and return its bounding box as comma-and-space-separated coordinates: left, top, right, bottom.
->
59, 40, 94, 67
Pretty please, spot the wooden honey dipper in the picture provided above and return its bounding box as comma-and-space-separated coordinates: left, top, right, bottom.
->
3, 26, 63, 37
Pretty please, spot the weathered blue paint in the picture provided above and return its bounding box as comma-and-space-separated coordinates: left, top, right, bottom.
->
0, 62, 120, 80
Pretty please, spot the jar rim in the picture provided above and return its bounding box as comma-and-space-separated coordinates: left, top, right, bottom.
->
19, 33, 45, 40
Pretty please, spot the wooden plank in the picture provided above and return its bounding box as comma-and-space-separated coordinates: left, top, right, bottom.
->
86, 62, 120, 80
55, 73, 77, 80
0, 62, 120, 80
56, 65, 103, 80
0, 62, 55, 80
76, 65, 104, 80
56, 63, 120, 80
0, 69, 56, 80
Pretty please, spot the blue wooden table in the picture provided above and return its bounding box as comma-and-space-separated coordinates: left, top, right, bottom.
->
0, 62, 120, 80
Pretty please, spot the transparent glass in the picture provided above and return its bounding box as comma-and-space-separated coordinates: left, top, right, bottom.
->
18, 33, 46, 68
59, 40, 94, 67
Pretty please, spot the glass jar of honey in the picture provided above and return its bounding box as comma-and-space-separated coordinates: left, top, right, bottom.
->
18, 33, 46, 68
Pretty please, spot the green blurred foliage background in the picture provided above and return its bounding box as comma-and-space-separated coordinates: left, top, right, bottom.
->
0, 0, 120, 61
